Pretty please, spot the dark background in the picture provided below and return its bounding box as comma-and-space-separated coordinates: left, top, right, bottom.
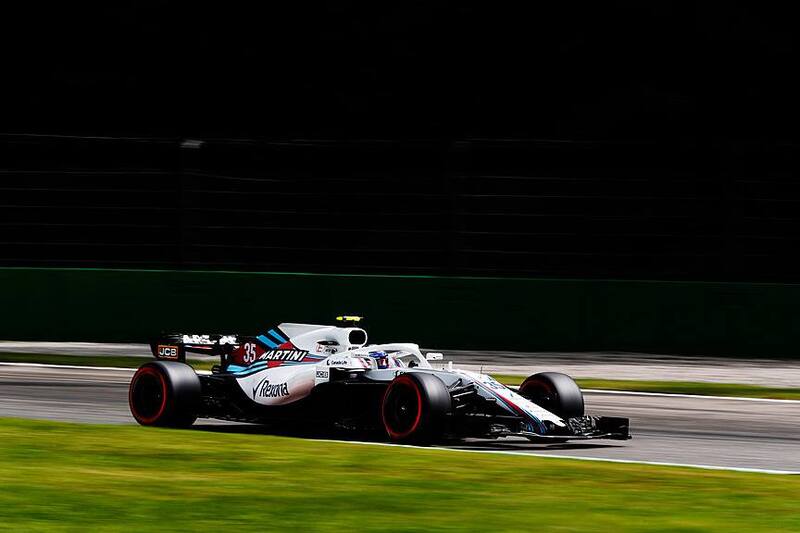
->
1, 3, 797, 281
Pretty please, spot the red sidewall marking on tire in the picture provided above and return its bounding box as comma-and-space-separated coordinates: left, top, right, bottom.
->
382, 375, 423, 440
129, 367, 168, 425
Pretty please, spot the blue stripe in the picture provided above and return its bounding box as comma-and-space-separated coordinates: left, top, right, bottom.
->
257, 335, 278, 349
228, 361, 269, 374
226, 359, 314, 377
268, 329, 287, 344
230, 365, 269, 377
243, 360, 270, 370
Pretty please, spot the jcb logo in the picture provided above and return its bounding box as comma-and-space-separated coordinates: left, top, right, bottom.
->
157, 345, 179, 359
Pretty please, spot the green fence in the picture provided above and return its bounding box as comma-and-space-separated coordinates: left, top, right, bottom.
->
1, 268, 798, 357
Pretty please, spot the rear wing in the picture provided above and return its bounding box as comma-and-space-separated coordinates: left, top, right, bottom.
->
151, 322, 366, 368
150, 334, 240, 363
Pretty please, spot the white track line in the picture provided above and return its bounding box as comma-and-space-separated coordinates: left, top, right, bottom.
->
0, 361, 137, 372
0, 362, 212, 375
315, 438, 800, 475
2, 362, 799, 403
581, 388, 800, 404
506, 385, 800, 403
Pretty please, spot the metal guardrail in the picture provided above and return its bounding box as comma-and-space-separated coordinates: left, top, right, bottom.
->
2, 134, 798, 281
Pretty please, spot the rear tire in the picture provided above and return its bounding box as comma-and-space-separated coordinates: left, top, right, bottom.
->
129, 361, 201, 427
381, 372, 451, 444
518, 372, 584, 420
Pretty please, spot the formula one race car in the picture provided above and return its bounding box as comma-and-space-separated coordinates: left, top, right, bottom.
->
129, 318, 630, 443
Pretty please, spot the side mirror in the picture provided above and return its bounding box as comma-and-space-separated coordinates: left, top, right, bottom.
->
425, 352, 443, 361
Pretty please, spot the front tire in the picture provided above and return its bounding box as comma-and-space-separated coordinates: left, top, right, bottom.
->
381, 372, 451, 443
518, 372, 584, 420
129, 361, 201, 427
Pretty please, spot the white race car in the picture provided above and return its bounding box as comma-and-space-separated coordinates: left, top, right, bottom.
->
129, 318, 630, 443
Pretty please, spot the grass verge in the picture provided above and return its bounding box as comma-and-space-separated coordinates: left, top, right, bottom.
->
492, 374, 800, 400
0, 417, 798, 532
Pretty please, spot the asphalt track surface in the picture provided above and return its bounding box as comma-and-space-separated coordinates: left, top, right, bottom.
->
1, 364, 798, 474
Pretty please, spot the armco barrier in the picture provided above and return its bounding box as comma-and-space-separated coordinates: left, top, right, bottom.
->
1, 268, 798, 357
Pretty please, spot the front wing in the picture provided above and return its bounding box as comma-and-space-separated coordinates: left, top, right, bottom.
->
521, 416, 631, 441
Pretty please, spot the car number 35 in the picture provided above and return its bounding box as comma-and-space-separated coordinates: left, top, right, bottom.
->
243, 342, 257, 363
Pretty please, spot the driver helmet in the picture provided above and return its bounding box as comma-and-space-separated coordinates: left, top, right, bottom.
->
368, 350, 390, 369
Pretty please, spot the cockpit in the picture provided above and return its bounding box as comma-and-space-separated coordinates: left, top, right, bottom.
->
361, 349, 429, 369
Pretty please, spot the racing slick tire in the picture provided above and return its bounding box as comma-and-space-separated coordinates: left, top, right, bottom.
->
518, 372, 584, 420
381, 372, 452, 444
129, 361, 201, 427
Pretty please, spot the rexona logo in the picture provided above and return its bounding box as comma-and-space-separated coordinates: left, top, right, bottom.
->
157, 345, 179, 359
258, 350, 308, 362
252, 377, 290, 399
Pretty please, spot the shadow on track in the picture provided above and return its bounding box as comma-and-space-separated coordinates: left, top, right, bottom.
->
190, 423, 620, 452
191, 422, 380, 442
452, 441, 621, 451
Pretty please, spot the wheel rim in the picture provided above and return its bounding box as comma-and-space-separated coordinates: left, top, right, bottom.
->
382, 377, 422, 439
129, 367, 167, 424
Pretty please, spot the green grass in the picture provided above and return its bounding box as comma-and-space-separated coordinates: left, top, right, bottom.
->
0, 418, 797, 532
0, 352, 215, 371
491, 375, 800, 400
